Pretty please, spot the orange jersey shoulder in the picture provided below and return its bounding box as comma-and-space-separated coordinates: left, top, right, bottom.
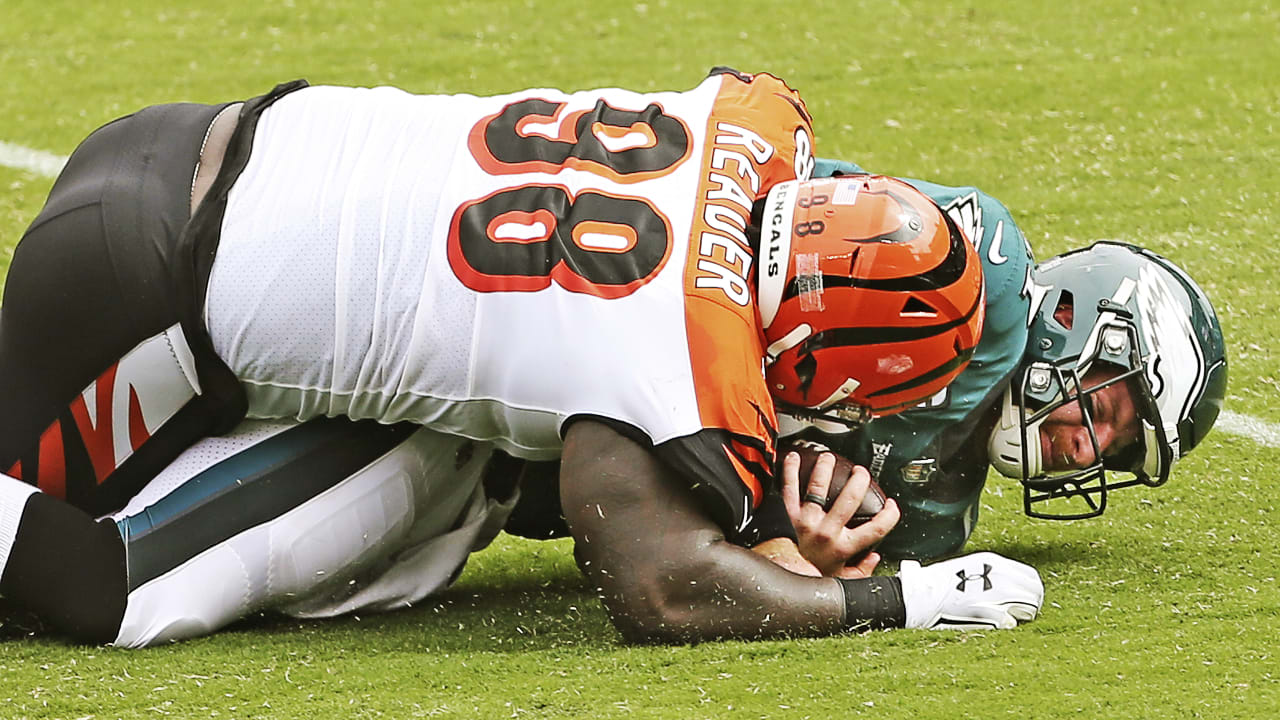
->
678, 69, 815, 506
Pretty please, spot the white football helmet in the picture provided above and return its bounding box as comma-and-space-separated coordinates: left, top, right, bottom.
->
988, 242, 1227, 519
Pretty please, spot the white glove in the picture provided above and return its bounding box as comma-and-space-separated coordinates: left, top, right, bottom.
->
898, 552, 1044, 630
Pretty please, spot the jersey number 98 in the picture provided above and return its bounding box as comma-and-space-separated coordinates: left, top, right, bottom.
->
447, 185, 672, 299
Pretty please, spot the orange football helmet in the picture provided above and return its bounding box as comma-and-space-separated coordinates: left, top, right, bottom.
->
757, 175, 985, 426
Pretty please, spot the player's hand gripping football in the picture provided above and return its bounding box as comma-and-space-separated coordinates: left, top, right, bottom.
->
780, 442, 900, 578
898, 552, 1044, 630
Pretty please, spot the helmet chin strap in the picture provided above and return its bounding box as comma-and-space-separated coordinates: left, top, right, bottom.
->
987, 386, 1045, 479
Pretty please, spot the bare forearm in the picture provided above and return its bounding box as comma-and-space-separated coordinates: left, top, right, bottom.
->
560, 421, 902, 643
581, 513, 846, 641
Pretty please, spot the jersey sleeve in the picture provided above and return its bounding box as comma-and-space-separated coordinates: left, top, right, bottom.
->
653, 425, 794, 546
812, 171, 1037, 560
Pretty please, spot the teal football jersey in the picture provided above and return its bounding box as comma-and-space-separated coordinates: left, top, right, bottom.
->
813, 159, 1036, 560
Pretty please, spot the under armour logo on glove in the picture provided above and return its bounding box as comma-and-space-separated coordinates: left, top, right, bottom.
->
955, 563, 994, 592
899, 552, 1044, 630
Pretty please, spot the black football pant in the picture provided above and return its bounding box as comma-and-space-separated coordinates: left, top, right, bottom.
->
0, 101, 234, 641
0, 100, 247, 517
0, 83, 322, 644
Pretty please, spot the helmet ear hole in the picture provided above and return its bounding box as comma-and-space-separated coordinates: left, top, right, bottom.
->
1053, 290, 1075, 329
794, 352, 817, 396
900, 296, 937, 317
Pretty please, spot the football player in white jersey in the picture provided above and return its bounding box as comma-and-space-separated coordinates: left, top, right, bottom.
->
0, 70, 1043, 646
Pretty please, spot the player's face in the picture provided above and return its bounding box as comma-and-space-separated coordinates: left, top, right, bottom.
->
1038, 365, 1143, 473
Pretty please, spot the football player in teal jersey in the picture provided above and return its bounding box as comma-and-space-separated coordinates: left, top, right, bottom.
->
783, 159, 1228, 562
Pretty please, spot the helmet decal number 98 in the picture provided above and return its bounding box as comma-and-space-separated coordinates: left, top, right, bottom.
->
448, 185, 672, 298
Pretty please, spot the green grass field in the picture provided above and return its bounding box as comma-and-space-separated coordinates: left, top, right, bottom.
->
1, 0, 1278, 717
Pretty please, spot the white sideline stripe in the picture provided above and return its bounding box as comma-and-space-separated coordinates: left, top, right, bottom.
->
0, 139, 1277, 450
0, 140, 67, 178
1218, 410, 1280, 449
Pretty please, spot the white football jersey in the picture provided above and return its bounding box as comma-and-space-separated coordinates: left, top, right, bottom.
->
205, 70, 814, 533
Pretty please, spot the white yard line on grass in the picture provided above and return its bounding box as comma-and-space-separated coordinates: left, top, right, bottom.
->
0, 140, 68, 178
1218, 410, 1280, 449
1, 139, 1278, 450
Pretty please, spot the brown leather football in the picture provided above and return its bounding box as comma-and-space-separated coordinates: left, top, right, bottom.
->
782, 439, 887, 528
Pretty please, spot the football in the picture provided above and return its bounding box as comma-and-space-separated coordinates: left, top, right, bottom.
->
782, 439, 888, 528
